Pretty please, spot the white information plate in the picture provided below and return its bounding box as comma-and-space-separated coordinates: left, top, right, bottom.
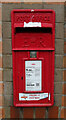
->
24, 22, 41, 27
25, 60, 42, 91
19, 93, 48, 101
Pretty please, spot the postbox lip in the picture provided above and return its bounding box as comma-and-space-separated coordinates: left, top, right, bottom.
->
11, 9, 55, 15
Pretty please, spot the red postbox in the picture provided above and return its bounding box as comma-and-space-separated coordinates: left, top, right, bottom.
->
11, 9, 55, 107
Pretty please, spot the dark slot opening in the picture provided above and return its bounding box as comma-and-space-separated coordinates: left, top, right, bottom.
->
15, 27, 52, 34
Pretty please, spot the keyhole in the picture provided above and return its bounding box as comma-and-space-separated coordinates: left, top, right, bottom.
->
21, 77, 23, 80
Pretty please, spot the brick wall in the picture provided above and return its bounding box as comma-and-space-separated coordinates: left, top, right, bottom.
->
0, 3, 5, 119
0, 1, 65, 119
61, 1, 66, 118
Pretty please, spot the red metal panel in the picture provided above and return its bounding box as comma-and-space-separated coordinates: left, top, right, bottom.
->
11, 9, 55, 107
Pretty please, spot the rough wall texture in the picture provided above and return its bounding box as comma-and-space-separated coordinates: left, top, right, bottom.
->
63, 1, 66, 119
0, 1, 65, 119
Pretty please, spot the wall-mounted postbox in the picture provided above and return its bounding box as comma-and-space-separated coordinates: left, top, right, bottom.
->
11, 9, 55, 107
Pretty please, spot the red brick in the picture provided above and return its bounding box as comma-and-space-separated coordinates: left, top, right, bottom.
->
0, 56, 2, 68
23, 108, 33, 118
0, 108, 5, 119
63, 83, 66, 94
0, 96, 3, 106
0, 41, 2, 54
0, 83, 4, 94
35, 107, 46, 118
0, 70, 2, 81
10, 106, 19, 118
64, 42, 66, 53
63, 56, 66, 68
62, 96, 66, 107
61, 108, 66, 118
63, 70, 66, 81
2, 108, 5, 118
65, 25, 66, 38
48, 106, 58, 118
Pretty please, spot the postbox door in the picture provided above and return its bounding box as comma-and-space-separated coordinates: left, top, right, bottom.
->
13, 50, 54, 106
